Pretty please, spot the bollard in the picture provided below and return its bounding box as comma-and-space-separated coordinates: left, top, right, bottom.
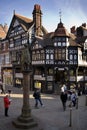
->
76, 97, 78, 109
69, 107, 72, 127
85, 95, 87, 106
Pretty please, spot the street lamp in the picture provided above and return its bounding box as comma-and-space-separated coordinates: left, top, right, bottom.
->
12, 44, 38, 129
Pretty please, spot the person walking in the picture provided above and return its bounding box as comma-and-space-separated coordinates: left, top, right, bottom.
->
61, 84, 67, 93
0, 79, 5, 94
3, 94, 12, 117
70, 90, 77, 107
60, 90, 67, 111
33, 88, 44, 108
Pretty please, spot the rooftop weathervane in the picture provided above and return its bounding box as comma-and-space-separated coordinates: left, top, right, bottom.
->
59, 9, 62, 23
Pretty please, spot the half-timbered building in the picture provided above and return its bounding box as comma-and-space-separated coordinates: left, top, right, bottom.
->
31, 19, 87, 93
0, 4, 87, 94
6, 4, 47, 88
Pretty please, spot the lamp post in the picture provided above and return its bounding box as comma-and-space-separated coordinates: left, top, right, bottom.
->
12, 44, 38, 129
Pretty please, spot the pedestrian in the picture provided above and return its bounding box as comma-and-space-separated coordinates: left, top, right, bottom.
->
0, 79, 5, 94
70, 90, 77, 107
60, 90, 67, 111
61, 84, 67, 93
3, 94, 12, 117
85, 86, 87, 95
33, 88, 44, 108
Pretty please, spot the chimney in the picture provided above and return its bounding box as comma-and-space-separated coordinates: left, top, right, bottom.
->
82, 23, 86, 27
32, 4, 42, 36
70, 26, 76, 34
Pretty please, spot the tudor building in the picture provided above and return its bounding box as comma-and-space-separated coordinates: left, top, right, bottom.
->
31, 20, 87, 93
0, 4, 87, 93
5, 4, 47, 88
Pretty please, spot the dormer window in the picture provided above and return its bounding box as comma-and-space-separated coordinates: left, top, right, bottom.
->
58, 37, 61, 41
62, 37, 65, 41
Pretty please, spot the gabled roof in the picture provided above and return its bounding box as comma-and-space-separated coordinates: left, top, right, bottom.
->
7, 13, 48, 38
77, 25, 87, 31
7, 13, 34, 37
15, 14, 32, 23
14, 14, 33, 30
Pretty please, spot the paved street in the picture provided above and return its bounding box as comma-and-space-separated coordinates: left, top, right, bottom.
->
0, 86, 87, 130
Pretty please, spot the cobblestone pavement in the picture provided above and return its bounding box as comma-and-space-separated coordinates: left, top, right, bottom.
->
0, 86, 87, 130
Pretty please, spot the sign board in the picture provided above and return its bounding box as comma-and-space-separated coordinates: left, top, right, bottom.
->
58, 68, 64, 71
15, 73, 23, 78
35, 82, 41, 89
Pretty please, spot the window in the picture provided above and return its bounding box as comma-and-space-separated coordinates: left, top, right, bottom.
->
70, 54, 73, 60
22, 34, 28, 45
14, 38, 21, 46
58, 42, 61, 46
41, 50, 45, 60
62, 42, 66, 46
55, 48, 66, 60
10, 43, 14, 48
62, 37, 65, 41
11, 52, 16, 62
46, 49, 54, 64
54, 42, 57, 46
22, 39, 27, 44
58, 37, 61, 41
1, 55, 5, 64
74, 55, 77, 60
50, 54, 53, 59
46, 54, 49, 59
5, 54, 9, 64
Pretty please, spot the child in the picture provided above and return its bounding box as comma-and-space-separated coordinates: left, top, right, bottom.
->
71, 91, 77, 107
4, 94, 12, 116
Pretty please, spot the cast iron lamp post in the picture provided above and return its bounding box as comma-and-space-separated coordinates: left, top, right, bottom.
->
12, 44, 38, 129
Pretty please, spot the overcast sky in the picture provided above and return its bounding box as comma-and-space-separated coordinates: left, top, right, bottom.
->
0, 0, 87, 32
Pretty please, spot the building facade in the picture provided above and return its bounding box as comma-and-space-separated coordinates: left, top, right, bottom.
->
0, 24, 13, 87
0, 4, 87, 94
5, 4, 47, 88
31, 18, 87, 94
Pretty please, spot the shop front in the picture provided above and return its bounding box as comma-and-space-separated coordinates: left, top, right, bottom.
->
15, 73, 23, 88
2, 68, 13, 87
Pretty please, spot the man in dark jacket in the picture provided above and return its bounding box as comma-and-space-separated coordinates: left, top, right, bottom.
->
33, 89, 44, 108
60, 91, 67, 111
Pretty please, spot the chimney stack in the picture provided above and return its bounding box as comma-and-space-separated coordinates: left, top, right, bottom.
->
70, 26, 76, 34
82, 23, 86, 27
32, 4, 42, 36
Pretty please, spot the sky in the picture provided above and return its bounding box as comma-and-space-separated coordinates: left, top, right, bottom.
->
0, 0, 87, 33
